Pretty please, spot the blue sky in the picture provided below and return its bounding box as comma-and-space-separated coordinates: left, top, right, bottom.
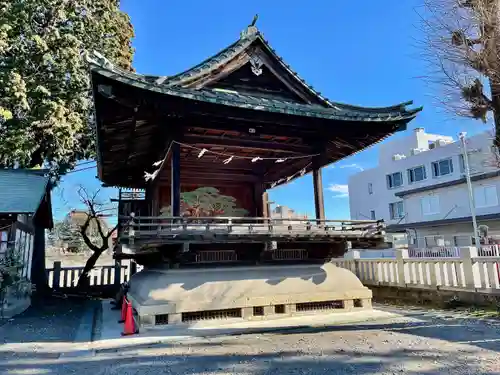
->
52, 0, 490, 221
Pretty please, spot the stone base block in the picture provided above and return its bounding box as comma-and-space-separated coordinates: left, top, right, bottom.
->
126, 263, 372, 330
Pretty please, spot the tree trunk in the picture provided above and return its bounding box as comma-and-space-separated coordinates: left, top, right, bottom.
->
77, 248, 104, 289
490, 1, 500, 151
491, 76, 500, 150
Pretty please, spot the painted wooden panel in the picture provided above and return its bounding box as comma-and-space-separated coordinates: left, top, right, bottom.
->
158, 183, 256, 217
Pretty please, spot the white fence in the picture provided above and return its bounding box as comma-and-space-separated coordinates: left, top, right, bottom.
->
46, 259, 144, 289
355, 245, 500, 259
335, 247, 500, 292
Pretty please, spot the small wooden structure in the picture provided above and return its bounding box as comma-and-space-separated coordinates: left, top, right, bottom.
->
88, 20, 421, 328
0, 169, 53, 317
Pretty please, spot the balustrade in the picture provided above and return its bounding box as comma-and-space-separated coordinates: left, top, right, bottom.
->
334, 247, 500, 293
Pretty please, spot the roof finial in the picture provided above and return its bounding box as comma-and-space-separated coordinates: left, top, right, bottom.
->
250, 14, 258, 27
240, 14, 259, 39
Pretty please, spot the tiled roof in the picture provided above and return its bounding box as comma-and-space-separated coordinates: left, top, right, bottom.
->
90, 62, 422, 123
0, 169, 50, 214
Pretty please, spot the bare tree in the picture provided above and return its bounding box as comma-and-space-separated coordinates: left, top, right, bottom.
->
76, 186, 118, 289
420, 0, 500, 148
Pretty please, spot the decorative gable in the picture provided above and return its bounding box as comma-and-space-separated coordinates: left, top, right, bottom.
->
162, 18, 331, 106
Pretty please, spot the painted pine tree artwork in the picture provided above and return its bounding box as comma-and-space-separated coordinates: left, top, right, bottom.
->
160, 187, 248, 217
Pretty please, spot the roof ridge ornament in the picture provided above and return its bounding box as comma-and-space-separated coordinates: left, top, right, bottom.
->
240, 14, 259, 39
86, 50, 114, 69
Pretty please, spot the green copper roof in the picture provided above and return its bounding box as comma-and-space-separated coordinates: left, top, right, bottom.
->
90, 61, 422, 123
0, 169, 50, 214
88, 23, 422, 123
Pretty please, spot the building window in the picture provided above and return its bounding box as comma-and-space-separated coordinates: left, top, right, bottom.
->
389, 201, 404, 219
407, 165, 426, 183
386, 172, 403, 189
421, 195, 440, 215
368, 183, 373, 195
474, 185, 498, 208
370, 210, 376, 220
431, 158, 453, 177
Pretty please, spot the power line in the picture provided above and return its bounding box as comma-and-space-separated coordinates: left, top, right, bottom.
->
65, 165, 96, 174
76, 160, 96, 167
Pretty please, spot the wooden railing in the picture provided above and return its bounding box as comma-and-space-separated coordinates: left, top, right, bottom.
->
334, 247, 500, 292
45, 260, 143, 290
119, 215, 385, 242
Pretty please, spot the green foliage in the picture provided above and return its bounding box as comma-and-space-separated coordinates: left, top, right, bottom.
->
0, 245, 31, 310
0, 1, 134, 176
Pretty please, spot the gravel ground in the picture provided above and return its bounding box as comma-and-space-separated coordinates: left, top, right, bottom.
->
1, 304, 500, 374
0, 296, 85, 361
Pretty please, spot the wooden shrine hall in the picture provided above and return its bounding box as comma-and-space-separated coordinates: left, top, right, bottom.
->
89, 18, 421, 329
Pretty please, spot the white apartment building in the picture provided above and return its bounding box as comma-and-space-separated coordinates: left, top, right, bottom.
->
348, 128, 500, 248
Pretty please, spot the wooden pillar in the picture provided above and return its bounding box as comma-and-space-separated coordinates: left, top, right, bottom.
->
262, 191, 270, 218
313, 167, 325, 221
146, 182, 160, 216
171, 142, 181, 217
253, 183, 266, 217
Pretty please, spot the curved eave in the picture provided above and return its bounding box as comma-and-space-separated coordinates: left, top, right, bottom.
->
90, 64, 422, 123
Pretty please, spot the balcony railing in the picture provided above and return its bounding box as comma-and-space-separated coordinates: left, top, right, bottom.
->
118, 215, 385, 244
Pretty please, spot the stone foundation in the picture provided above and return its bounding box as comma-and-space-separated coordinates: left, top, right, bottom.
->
370, 284, 500, 309
126, 263, 372, 330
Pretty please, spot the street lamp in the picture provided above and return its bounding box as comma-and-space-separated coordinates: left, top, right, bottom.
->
459, 132, 481, 247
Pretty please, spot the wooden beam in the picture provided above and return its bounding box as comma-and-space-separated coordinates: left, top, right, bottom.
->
161, 172, 258, 183
183, 133, 310, 154
161, 179, 253, 188
179, 167, 256, 177
179, 161, 257, 172
183, 114, 321, 139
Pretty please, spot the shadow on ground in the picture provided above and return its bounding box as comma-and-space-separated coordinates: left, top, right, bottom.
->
0, 345, 498, 375
2, 300, 500, 374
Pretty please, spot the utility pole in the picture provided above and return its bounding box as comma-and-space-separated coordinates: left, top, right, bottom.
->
459, 132, 480, 247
